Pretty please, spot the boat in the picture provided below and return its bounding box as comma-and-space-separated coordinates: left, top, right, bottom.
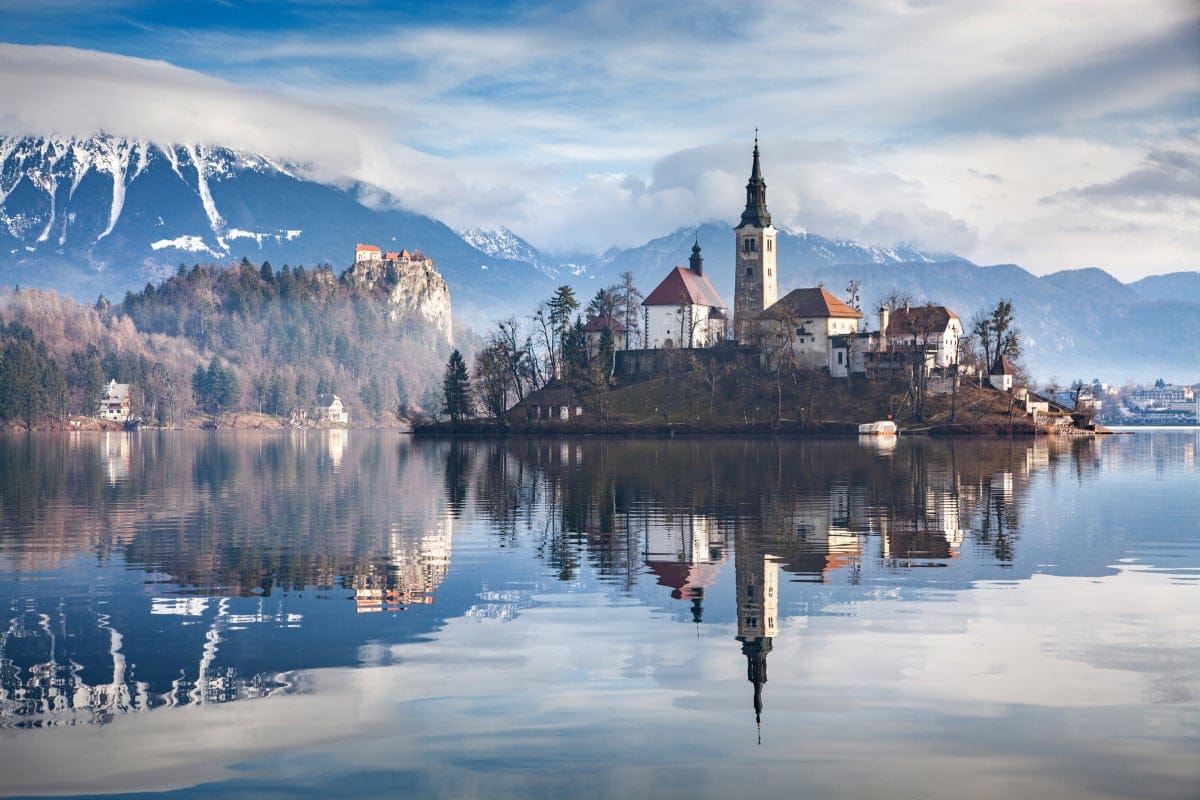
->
858, 420, 898, 436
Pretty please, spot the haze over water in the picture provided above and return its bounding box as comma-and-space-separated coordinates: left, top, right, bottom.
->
1, 431, 1197, 799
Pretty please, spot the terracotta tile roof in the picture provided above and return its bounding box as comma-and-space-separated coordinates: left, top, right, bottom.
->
886, 305, 959, 335
990, 356, 1017, 376
643, 267, 727, 309
760, 287, 862, 320
384, 252, 401, 260
582, 314, 628, 333
356, 243, 381, 252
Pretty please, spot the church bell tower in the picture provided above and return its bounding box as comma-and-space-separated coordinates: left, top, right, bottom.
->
733, 136, 777, 342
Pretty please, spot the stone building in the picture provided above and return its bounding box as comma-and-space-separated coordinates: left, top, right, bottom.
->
733, 137, 778, 342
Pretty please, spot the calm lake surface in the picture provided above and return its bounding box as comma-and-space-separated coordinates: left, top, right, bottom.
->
0, 431, 1196, 799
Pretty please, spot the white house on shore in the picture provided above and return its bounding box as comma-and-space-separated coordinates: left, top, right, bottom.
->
313, 394, 349, 425
642, 240, 728, 349
97, 379, 131, 422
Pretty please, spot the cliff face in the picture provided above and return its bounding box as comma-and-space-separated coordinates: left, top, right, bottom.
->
345, 254, 452, 344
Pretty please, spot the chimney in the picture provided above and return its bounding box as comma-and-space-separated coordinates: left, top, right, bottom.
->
879, 305, 890, 347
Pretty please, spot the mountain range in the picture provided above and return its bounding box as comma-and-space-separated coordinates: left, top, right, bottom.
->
2, 134, 1196, 383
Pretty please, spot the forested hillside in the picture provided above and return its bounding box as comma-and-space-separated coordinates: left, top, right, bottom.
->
0, 260, 457, 429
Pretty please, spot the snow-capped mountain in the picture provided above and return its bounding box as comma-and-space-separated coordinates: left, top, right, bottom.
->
2, 134, 1197, 381
587, 221, 959, 298
0, 134, 554, 315
460, 225, 592, 281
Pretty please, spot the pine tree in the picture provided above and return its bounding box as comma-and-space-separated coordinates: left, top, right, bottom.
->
441, 349, 472, 423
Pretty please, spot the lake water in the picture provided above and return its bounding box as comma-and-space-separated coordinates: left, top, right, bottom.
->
0, 431, 1196, 799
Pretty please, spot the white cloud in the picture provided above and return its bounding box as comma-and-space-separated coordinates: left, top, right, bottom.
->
0, 0, 1197, 277
0, 44, 389, 177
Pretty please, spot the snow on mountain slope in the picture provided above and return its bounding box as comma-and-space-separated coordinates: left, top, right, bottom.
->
0, 133, 556, 318
459, 225, 567, 281
0, 134, 303, 265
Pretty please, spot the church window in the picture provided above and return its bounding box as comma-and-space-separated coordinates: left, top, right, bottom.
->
743, 238, 756, 253
746, 267, 753, 277
767, 239, 773, 252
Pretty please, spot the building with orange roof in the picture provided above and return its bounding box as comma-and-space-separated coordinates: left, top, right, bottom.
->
756, 286, 864, 376
354, 243, 382, 264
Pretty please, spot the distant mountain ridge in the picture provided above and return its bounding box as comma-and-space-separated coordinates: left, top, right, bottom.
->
1, 133, 1197, 383
0, 134, 555, 318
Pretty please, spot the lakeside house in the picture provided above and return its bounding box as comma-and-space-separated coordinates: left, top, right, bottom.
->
508, 385, 584, 423
313, 394, 349, 425
97, 379, 132, 422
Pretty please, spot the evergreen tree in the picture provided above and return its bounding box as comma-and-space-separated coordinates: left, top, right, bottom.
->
192, 357, 239, 415
441, 349, 472, 423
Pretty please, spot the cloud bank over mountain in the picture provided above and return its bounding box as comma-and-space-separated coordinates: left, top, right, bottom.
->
1, 1, 1197, 279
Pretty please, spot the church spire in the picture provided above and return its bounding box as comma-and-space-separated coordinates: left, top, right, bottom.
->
739, 134, 771, 228
689, 236, 704, 276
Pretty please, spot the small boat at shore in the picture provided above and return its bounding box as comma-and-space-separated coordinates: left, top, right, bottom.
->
858, 420, 898, 436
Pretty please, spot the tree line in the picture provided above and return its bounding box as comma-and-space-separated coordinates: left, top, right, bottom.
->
0, 257, 453, 428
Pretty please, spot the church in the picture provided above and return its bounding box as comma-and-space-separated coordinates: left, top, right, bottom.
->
639, 137, 864, 358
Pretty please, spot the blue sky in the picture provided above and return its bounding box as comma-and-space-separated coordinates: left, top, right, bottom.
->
1, 0, 1197, 279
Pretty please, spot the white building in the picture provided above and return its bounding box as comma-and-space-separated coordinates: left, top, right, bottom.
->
97, 379, 132, 422
354, 243, 382, 264
756, 287, 863, 376
990, 356, 1016, 392
642, 240, 728, 349
880, 304, 964, 370
313, 394, 349, 425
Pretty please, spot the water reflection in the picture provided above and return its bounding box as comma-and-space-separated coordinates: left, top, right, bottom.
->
0, 429, 1195, 800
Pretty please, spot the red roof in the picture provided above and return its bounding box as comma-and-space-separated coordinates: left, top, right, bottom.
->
356, 243, 381, 252
760, 287, 861, 320
384, 251, 401, 260
643, 267, 727, 308
886, 305, 960, 335
991, 355, 1017, 376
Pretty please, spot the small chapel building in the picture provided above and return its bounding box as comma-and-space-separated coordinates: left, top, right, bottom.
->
642, 239, 728, 349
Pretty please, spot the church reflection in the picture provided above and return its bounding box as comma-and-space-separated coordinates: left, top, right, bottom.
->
0, 433, 1076, 729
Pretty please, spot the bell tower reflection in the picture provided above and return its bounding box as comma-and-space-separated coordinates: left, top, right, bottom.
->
735, 539, 780, 736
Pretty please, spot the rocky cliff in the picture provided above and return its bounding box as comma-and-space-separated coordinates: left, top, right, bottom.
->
344, 252, 452, 344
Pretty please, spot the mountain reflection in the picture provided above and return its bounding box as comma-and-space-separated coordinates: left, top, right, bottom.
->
0, 431, 1093, 728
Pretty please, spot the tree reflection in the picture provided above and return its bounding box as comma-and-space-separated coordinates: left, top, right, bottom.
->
0, 431, 1099, 729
